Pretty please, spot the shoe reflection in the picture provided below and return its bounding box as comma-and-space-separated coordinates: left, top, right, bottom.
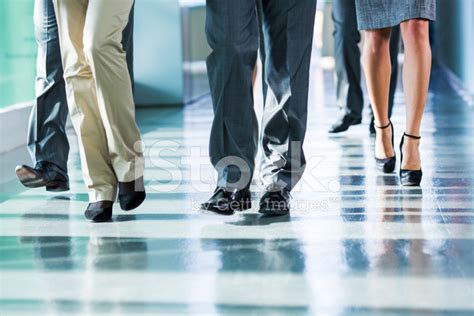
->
373, 180, 431, 275
20, 196, 74, 271
199, 215, 309, 314
227, 213, 291, 226
86, 236, 148, 271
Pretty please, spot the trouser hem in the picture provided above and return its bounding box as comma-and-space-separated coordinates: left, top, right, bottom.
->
36, 159, 69, 177
88, 190, 117, 203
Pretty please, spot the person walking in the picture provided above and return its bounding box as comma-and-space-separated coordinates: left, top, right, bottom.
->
51, 0, 145, 221
16, 0, 135, 195
356, 0, 436, 185
329, 0, 400, 134
202, 0, 317, 216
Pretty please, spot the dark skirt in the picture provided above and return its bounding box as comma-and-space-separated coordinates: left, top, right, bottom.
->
355, 0, 436, 30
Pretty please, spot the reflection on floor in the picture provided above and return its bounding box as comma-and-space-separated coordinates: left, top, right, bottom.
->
1, 60, 473, 315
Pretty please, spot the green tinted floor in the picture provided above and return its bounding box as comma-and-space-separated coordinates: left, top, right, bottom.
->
0, 62, 473, 315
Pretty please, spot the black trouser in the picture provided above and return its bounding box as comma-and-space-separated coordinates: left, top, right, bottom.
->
206, 0, 317, 191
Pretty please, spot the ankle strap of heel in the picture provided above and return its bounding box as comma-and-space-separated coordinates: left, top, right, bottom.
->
403, 132, 421, 140
374, 121, 392, 130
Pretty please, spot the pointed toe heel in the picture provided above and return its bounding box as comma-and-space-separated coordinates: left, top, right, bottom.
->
400, 169, 423, 186
376, 156, 396, 173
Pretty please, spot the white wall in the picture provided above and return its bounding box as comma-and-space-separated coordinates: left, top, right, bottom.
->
0, 103, 32, 154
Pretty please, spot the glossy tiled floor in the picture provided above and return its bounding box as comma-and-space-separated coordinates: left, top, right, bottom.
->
1, 58, 473, 315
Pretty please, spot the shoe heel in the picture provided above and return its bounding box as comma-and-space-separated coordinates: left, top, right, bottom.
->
46, 181, 70, 192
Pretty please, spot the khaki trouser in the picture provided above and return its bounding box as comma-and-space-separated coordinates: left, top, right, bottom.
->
53, 0, 144, 202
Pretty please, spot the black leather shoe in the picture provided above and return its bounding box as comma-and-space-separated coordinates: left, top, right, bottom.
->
328, 114, 362, 133
258, 189, 291, 216
85, 201, 113, 222
15, 162, 69, 192
400, 133, 423, 186
374, 121, 396, 174
118, 177, 146, 211
201, 187, 252, 215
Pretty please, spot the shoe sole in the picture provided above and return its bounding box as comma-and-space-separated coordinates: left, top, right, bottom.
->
401, 181, 421, 187
46, 183, 70, 192
201, 200, 252, 215
328, 121, 362, 134
258, 208, 290, 217
86, 217, 112, 223
85, 208, 113, 222
85, 217, 113, 223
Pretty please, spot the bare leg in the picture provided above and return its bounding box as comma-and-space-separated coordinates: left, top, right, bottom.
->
400, 19, 431, 170
362, 28, 394, 159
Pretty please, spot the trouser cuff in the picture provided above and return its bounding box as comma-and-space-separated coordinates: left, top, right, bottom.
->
88, 189, 117, 203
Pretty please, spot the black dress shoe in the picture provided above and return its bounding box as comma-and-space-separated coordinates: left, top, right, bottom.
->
258, 189, 291, 216
85, 201, 113, 222
201, 187, 252, 215
15, 162, 69, 192
374, 121, 396, 174
118, 177, 146, 211
399, 133, 423, 186
328, 114, 362, 133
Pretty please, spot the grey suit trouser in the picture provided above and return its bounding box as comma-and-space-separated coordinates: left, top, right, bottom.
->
28, 0, 134, 176
206, 0, 317, 191
332, 0, 399, 120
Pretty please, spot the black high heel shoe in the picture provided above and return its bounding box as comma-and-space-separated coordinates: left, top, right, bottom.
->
399, 133, 423, 186
374, 121, 396, 173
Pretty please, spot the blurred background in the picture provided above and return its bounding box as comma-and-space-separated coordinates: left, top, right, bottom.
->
1, 2, 474, 314
0, 0, 473, 177
1, 0, 472, 107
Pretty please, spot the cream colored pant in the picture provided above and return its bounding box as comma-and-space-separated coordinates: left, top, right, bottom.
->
53, 0, 144, 202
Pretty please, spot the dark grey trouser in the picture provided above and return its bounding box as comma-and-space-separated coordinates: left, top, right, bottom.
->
256, 0, 267, 98
28, 0, 135, 176
206, 0, 317, 191
332, 0, 399, 120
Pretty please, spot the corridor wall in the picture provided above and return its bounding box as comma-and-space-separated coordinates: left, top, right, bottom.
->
436, 0, 474, 98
